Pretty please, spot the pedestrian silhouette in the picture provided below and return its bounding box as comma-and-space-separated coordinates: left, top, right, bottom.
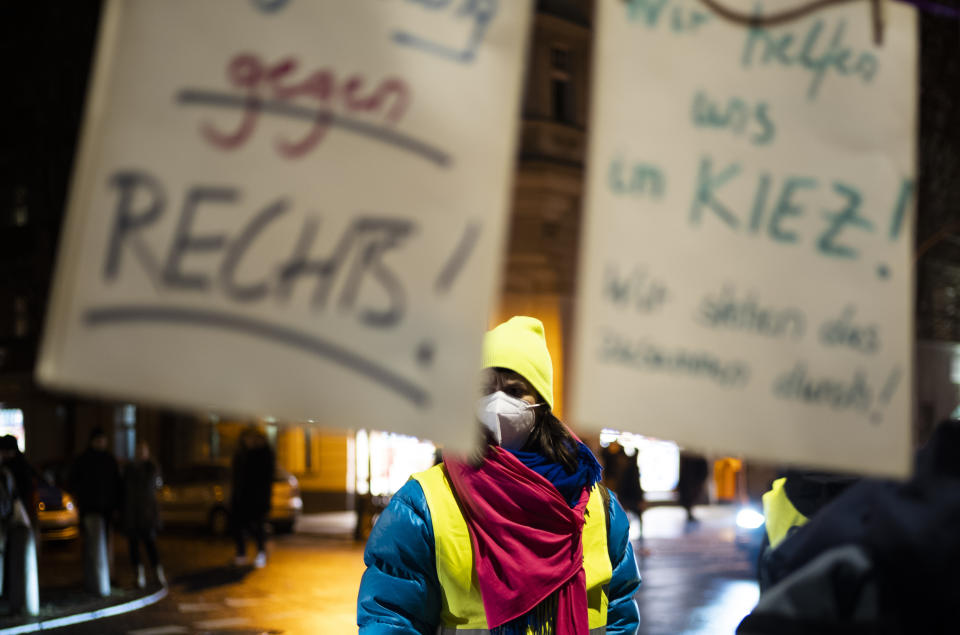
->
121, 441, 165, 588
678, 452, 709, 522
230, 427, 275, 569
0, 437, 37, 531
69, 427, 121, 596
602, 441, 645, 519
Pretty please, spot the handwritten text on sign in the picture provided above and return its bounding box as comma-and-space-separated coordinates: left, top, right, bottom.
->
572, 0, 916, 476
38, 0, 532, 449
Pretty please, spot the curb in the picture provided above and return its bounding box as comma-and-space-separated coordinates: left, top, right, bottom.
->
0, 587, 168, 634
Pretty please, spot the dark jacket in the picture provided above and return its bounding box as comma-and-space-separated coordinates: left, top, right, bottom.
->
69, 447, 121, 517
231, 444, 275, 520
5, 453, 38, 520
121, 459, 161, 533
738, 420, 960, 635
677, 453, 709, 506
602, 447, 644, 514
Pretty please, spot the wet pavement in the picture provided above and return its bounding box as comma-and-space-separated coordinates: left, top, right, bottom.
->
636, 506, 759, 635
41, 530, 363, 634
38, 505, 758, 634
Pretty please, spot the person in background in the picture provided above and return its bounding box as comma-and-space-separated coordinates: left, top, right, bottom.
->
603, 440, 645, 549
677, 451, 709, 522
358, 316, 641, 634
70, 428, 121, 532
0, 445, 31, 610
69, 428, 121, 594
121, 441, 165, 589
738, 420, 960, 634
0, 437, 38, 530
602, 441, 645, 517
70, 428, 122, 520
755, 469, 858, 591
230, 427, 275, 569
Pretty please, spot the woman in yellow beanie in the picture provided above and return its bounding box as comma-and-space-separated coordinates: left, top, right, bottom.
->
358, 317, 641, 635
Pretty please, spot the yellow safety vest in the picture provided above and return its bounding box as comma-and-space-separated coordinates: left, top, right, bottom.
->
762, 477, 809, 549
413, 465, 612, 635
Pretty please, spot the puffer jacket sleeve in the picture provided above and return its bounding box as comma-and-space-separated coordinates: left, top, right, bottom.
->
606, 490, 642, 635
358, 478, 442, 634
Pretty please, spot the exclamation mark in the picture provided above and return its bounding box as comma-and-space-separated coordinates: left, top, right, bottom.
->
877, 178, 913, 281
870, 365, 902, 424
434, 222, 482, 295
416, 221, 483, 368
888, 178, 914, 241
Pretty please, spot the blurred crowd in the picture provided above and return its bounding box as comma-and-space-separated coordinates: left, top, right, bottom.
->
0, 423, 278, 615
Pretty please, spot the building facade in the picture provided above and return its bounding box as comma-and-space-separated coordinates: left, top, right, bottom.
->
1, 1, 958, 510
497, 0, 594, 420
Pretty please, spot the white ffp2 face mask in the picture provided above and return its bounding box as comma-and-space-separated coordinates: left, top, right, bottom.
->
476, 391, 542, 450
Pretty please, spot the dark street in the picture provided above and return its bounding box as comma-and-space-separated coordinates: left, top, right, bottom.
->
2, 1, 957, 634
637, 507, 758, 635
41, 527, 363, 634
30, 505, 757, 634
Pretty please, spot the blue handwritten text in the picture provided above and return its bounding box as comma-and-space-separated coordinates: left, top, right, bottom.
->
392, 0, 498, 64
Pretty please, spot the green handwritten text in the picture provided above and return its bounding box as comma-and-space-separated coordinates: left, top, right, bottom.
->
625, 0, 711, 33
688, 155, 909, 263
600, 329, 750, 387
610, 156, 666, 199
691, 90, 775, 146
741, 18, 878, 100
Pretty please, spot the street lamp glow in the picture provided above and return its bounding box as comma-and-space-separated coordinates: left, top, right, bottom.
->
736, 507, 765, 530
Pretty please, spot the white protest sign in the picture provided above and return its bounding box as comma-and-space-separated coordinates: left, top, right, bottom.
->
37, 0, 532, 450
573, 0, 917, 476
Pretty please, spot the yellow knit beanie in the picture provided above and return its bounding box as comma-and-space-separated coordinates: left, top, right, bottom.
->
482, 316, 554, 409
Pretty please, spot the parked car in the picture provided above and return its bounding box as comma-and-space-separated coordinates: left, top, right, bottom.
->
159, 463, 302, 535
36, 480, 79, 541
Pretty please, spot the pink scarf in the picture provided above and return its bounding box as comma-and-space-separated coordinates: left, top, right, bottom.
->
445, 447, 590, 634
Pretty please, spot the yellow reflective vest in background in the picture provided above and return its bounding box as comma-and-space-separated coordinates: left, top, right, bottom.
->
413, 465, 612, 634
762, 477, 809, 549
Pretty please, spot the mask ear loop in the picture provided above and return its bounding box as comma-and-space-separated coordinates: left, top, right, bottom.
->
523, 403, 548, 434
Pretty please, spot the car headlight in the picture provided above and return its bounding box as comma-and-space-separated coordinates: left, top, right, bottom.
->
291, 496, 303, 510
65, 501, 74, 511
736, 507, 765, 530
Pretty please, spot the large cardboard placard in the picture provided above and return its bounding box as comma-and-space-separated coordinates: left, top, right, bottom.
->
37, 0, 533, 450
573, 0, 917, 476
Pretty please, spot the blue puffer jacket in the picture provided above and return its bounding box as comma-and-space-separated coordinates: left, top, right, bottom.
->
357, 477, 642, 634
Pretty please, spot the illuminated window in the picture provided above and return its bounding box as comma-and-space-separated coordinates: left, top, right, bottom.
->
951, 353, 960, 384
355, 430, 435, 497
600, 428, 680, 493
355, 430, 370, 496
0, 409, 25, 452
115, 404, 136, 459
550, 45, 575, 124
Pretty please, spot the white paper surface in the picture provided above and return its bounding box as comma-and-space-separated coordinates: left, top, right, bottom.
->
573, 0, 917, 476
37, 0, 533, 450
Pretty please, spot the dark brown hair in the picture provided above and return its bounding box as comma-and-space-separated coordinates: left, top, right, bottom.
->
522, 409, 578, 473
